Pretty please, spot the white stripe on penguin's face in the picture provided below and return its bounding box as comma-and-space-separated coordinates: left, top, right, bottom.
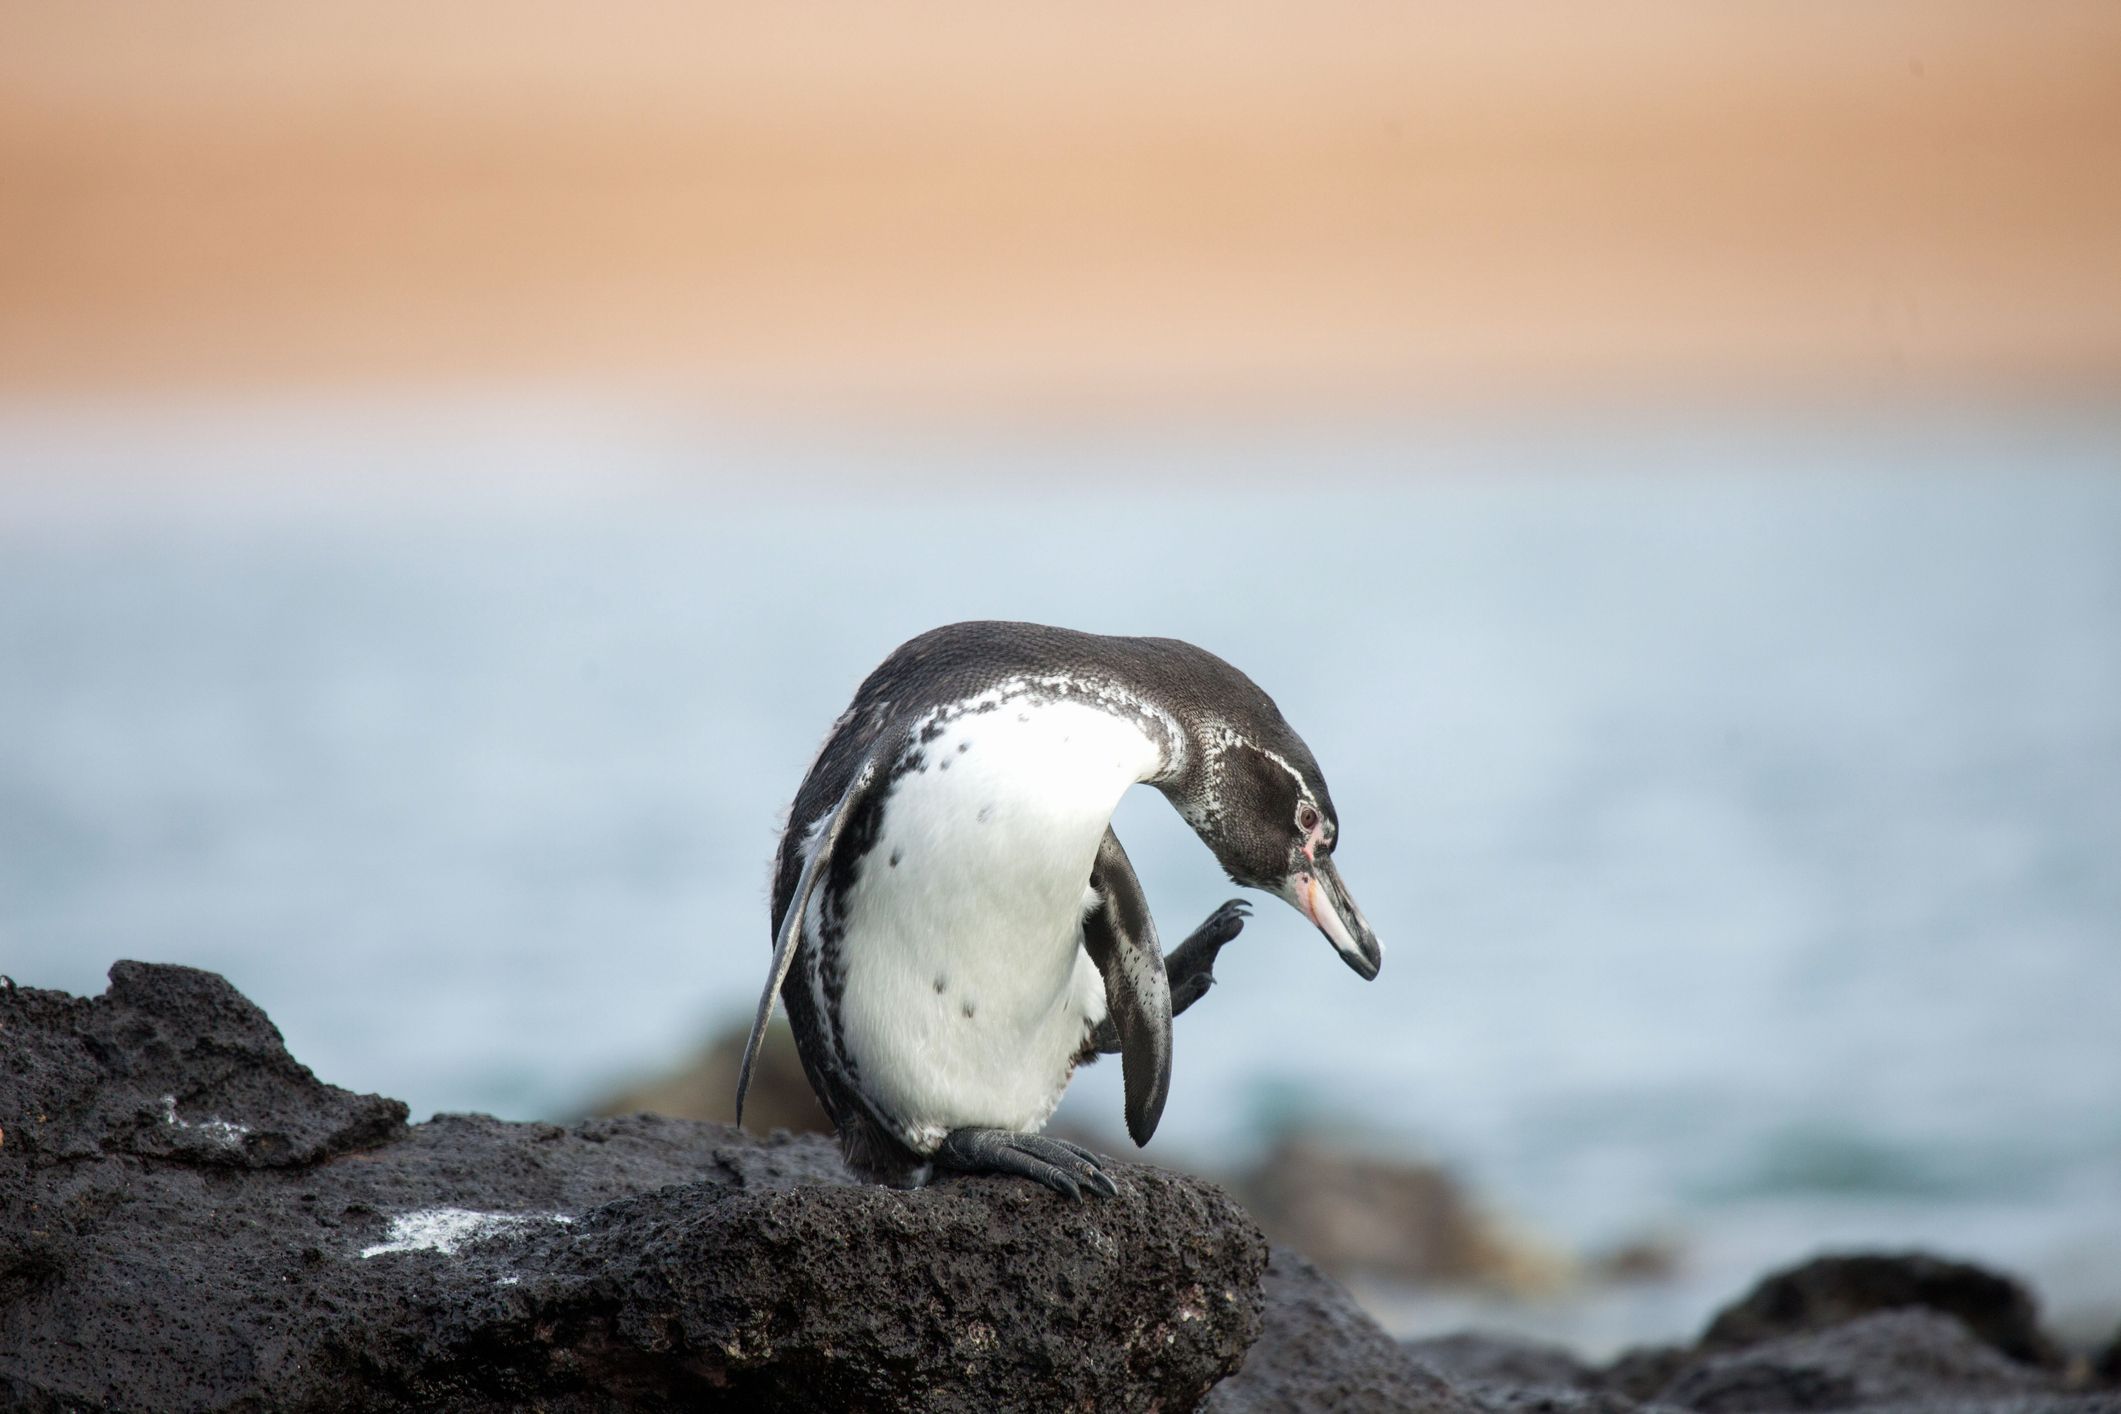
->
1191, 721, 1320, 832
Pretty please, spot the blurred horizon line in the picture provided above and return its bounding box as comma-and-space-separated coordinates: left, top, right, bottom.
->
4, 392, 2116, 525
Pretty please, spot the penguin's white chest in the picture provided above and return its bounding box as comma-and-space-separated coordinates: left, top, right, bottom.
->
825, 696, 1163, 1149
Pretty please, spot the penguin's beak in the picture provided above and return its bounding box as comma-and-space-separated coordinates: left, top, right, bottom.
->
1282, 855, 1382, 980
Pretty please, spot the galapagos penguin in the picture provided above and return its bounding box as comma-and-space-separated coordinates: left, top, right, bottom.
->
737, 621, 1382, 1196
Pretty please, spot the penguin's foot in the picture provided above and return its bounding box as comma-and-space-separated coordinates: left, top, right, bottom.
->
1088, 898, 1251, 1057
1167, 899, 1250, 1017
934, 1128, 1119, 1200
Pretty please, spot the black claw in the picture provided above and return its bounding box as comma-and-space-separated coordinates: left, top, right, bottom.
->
1048, 1136, 1101, 1165
1191, 900, 1251, 950
1039, 1136, 1119, 1195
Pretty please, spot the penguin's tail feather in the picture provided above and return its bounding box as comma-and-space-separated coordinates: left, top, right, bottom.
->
736, 752, 881, 1126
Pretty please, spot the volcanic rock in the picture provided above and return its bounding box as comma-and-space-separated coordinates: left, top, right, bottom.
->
1657, 1309, 2064, 1412
1700, 1251, 2065, 1370
5, 962, 2110, 1414
0, 963, 1265, 1412
1206, 1244, 1478, 1413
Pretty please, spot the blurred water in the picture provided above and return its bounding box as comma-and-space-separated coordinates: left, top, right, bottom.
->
3, 399, 2118, 1345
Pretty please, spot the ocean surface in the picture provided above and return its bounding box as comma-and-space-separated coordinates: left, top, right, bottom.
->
4, 398, 2118, 1350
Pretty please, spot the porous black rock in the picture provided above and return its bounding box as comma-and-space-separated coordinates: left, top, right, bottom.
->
0, 963, 1266, 1412
0, 959, 408, 1170
1206, 1245, 1479, 1413
6, 962, 2110, 1414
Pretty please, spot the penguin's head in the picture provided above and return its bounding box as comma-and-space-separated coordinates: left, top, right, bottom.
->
1173, 712, 1383, 982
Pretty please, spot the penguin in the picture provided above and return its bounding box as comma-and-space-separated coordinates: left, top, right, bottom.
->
737, 620, 1382, 1197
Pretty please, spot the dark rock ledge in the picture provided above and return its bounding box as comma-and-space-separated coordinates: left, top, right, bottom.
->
0, 963, 1261, 1412
4, 963, 2119, 1413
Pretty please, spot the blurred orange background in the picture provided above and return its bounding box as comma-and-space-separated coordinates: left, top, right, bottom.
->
6, 0, 2119, 416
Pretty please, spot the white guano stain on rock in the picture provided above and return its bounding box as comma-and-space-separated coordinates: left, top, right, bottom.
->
160, 1094, 251, 1147
359, 1208, 574, 1260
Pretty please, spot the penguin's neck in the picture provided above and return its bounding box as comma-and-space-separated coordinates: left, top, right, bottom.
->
889, 684, 1172, 853
902, 672, 1183, 784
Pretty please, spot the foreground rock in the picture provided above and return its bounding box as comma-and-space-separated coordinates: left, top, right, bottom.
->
6, 963, 2116, 1413
1209, 1246, 1479, 1413
0, 964, 1265, 1412
595, 1019, 1562, 1295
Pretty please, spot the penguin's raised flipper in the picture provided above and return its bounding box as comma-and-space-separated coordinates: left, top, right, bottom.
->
1082, 828, 1175, 1147
736, 750, 882, 1127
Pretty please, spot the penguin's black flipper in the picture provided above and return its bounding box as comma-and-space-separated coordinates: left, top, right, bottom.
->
736, 750, 882, 1127
1082, 828, 1175, 1147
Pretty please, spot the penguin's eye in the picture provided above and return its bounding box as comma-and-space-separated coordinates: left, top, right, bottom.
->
1296, 803, 1322, 835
